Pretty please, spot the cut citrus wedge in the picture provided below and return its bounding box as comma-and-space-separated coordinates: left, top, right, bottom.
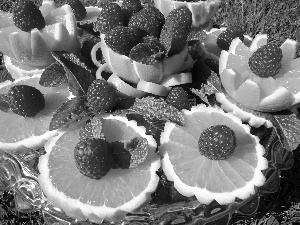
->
0, 75, 70, 153
38, 114, 160, 223
219, 34, 300, 112
107, 73, 147, 98
137, 79, 171, 96
249, 34, 268, 52
159, 105, 268, 205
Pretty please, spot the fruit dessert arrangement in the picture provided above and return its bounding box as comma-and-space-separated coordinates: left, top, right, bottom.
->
0, 0, 298, 224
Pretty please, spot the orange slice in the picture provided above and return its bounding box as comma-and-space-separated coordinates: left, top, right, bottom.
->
107, 73, 147, 98
137, 79, 171, 96
159, 72, 192, 87
0, 4, 80, 73
159, 105, 268, 205
233, 79, 261, 109
0, 75, 70, 153
38, 114, 160, 223
219, 32, 300, 112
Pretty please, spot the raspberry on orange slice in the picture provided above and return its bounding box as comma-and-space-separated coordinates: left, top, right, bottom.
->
0, 4, 80, 78
219, 34, 300, 112
38, 114, 160, 223
158, 105, 268, 205
0, 75, 70, 153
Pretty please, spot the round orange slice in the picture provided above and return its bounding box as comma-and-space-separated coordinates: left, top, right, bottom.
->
219, 34, 300, 112
159, 104, 268, 205
38, 114, 160, 223
0, 75, 70, 153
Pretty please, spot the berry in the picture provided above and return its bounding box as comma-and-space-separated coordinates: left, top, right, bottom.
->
165, 87, 190, 110
93, 3, 124, 34
74, 138, 113, 179
159, 6, 192, 56
121, 0, 142, 25
105, 26, 141, 56
110, 137, 148, 169
129, 38, 165, 65
216, 25, 245, 51
142, 5, 165, 30
13, 0, 45, 32
128, 8, 161, 38
8, 85, 45, 117
198, 125, 236, 160
65, 0, 87, 20
79, 116, 105, 140
86, 79, 118, 114
248, 43, 283, 77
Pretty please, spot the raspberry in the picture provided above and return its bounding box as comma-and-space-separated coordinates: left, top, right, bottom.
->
93, 3, 124, 34
13, 0, 45, 32
165, 87, 190, 110
159, 6, 192, 56
128, 8, 161, 38
7, 85, 45, 117
105, 26, 141, 56
216, 25, 245, 51
65, 0, 87, 21
198, 125, 236, 160
74, 138, 113, 179
86, 79, 118, 114
248, 43, 283, 77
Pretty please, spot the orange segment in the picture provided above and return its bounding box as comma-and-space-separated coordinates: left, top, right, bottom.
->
38, 115, 160, 223
249, 34, 268, 52
280, 39, 297, 64
228, 37, 252, 60
258, 87, 294, 112
233, 79, 261, 108
220, 69, 239, 96
274, 69, 300, 94
219, 51, 249, 75
159, 105, 267, 205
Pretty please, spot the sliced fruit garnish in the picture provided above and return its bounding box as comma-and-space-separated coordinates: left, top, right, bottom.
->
107, 73, 146, 98
137, 79, 171, 96
0, 75, 70, 153
38, 114, 160, 223
219, 34, 300, 112
159, 104, 268, 205
159, 72, 192, 87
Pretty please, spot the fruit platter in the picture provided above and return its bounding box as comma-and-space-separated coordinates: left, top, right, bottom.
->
0, 0, 299, 224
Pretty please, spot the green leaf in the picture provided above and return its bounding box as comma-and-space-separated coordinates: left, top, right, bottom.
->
52, 51, 95, 96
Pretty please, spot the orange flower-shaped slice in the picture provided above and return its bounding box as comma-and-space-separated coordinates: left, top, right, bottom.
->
159, 105, 268, 205
219, 34, 299, 112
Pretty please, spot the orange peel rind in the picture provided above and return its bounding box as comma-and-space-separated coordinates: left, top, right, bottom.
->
137, 79, 171, 96
107, 73, 147, 99
159, 72, 192, 87
219, 34, 300, 112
